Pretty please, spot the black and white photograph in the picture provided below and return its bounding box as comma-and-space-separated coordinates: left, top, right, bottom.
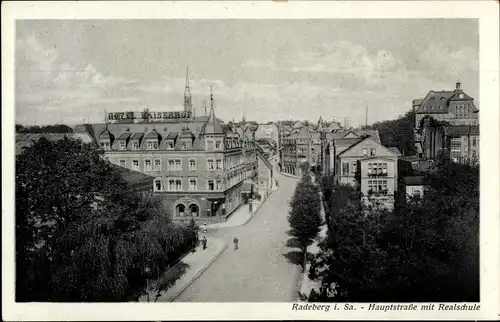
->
3, 1, 499, 321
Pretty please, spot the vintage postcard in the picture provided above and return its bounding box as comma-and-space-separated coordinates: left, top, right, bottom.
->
2, 1, 499, 320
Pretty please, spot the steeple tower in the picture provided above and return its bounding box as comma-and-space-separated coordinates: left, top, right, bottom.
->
242, 108, 246, 123
184, 66, 193, 113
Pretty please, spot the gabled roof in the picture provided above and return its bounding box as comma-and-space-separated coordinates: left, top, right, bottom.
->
297, 126, 311, 139
337, 136, 397, 157
99, 129, 114, 140
145, 129, 161, 140
166, 132, 178, 140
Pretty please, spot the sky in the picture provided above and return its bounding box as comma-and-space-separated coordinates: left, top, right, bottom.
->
15, 19, 479, 127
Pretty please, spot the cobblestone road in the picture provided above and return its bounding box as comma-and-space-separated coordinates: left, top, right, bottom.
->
175, 173, 301, 302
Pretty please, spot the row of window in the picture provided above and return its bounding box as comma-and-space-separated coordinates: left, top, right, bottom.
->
101, 137, 256, 151
120, 158, 229, 172
367, 162, 388, 174
152, 171, 250, 192
368, 180, 388, 192
342, 161, 389, 176
153, 177, 224, 192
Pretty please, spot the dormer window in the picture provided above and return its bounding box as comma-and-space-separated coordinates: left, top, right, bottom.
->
459, 93, 464, 99
100, 141, 111, 150
370, 148, 376, 156
167, 141, 174, 150
131, 140, 140, 150
147, 139, 158, 150
119, 140, 127, 150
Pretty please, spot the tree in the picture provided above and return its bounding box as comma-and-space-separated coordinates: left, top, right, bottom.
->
367, 110, 416, 156
299, 161, 310, 176
310, 162, 479, 302
16, 137, 193, 301
287, 175, 322, 271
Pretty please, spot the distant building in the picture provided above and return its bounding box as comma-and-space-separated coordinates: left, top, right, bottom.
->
335, 136, 400, 210
413, 81, 479, 130
419, 117, 479, 165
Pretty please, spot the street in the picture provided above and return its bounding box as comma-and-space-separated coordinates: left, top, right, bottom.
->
175, 173, 302, 302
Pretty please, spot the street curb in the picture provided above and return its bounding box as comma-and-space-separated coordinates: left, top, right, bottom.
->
241, 189, 274, 226
169, 239, 228, 302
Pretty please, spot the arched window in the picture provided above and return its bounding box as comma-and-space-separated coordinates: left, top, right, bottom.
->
189, 204, 199, 217
176, 204, 186, 217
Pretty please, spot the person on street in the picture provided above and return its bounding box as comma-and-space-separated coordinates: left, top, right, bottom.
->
202, 236, 207, 250
233, 237, 239, 250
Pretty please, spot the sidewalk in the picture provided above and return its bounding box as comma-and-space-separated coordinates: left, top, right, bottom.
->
139, 237, 227, 302
297, 188, 327, 301
206, 196, 268, 229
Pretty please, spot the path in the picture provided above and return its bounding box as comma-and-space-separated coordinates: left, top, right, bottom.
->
175, 173, 301, 302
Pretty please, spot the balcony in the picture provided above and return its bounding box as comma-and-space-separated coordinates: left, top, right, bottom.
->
366, 189, 390, 197
366, 171, 388, 178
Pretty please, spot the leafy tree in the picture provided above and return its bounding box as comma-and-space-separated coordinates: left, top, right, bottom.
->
16, 137, 193, 301
287, 175, 322, 271
367, 110, 416, 156
299, 161, 310, 176
310, 162, 479, 302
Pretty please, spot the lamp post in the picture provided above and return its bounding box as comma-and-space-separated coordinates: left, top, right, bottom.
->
144, 266, 151, 302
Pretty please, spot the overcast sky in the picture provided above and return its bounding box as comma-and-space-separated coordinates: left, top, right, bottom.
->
15, 19, 478, 126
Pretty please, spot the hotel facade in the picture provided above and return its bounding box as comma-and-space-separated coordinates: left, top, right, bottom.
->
75, 77, 266, 224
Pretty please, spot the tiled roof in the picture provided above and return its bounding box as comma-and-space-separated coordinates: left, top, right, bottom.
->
131, 133, 144, 140
200, 106, 225, 135
166, 132, 178, 140
297, 126, 311, 139
416, 90, 455, 114
145, 129, 161, 140
334, 137, 364, 148
99, 129, 114, 139
118, 132, 131, 140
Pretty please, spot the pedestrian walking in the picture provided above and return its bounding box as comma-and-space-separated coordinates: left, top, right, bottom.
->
203, 222, 207, 233
202, 236, 207, 250
233, 237, 239, 250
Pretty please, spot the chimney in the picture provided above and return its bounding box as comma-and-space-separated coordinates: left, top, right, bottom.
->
456, 81, 461, 90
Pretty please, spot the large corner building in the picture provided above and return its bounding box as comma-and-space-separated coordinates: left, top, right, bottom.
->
75, 70, 269, 224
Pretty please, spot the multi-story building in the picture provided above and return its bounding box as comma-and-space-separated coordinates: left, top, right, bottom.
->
335, 136, 400, 209
419, 117, 480, 165
280, 126, 322, 176
76, 86, 261, 224
413, 81, 479, 130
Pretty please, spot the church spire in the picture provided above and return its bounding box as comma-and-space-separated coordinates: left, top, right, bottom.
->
184, 66, 193, 113
242, 108, 246, 123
